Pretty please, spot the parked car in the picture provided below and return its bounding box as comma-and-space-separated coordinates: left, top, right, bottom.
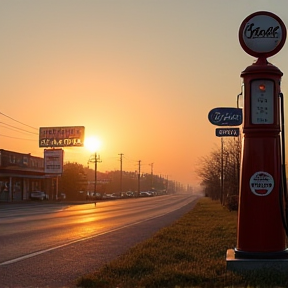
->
58, 193, 66, 200
103, 193, 119, 199
86, 191, 94, 200
95, 192, 102, 199
126, 191, 135, 197
121, 191, 135, 198
86, 191, 102, 200
139, 191, 153, 197
30, 191, 49, 201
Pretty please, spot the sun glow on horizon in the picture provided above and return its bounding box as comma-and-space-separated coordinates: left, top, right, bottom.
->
84, 136, 102, 153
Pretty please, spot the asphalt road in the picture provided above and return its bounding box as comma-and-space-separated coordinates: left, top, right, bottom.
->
0, 193, 200, 288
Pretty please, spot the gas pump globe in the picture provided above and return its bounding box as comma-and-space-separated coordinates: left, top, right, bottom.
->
227, 11, 288, 270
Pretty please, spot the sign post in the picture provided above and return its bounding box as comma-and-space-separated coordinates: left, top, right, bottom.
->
39, 126, 85, 200
208, 107, 242, 205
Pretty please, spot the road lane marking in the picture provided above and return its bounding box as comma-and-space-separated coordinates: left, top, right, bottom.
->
0, 199, 197, 266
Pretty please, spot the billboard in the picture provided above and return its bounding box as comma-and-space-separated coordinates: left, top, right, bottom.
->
39, 126, 85, 148
44, 149, 64, 174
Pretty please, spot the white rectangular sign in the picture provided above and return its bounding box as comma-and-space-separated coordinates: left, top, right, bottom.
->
44, 149, 64, 174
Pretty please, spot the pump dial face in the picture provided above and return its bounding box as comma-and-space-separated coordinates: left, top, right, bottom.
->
251, 80, 274, 124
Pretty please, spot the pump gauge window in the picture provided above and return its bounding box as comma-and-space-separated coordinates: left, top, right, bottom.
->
251, 80, 274, 124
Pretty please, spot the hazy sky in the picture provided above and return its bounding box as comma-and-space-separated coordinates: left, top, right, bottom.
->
1, 0, 288, 187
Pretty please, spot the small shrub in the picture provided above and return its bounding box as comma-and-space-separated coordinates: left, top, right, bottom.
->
226, 194, 239, 211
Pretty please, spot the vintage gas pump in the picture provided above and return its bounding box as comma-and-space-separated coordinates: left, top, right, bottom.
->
236, 57, 287, 257
233, 11, 288, 260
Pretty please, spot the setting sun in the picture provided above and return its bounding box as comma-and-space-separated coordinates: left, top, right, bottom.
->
84, 136, 102, 153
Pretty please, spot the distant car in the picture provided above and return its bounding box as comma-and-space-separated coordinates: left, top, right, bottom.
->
148, 190, 156, 196
86, 191, 102, 200
58, 193, 66, 200
121, 191, 135, 198
30, 191, 49, 201
126, 191, 135, 197
140, 192, 153, 197
103, 193, 118, 199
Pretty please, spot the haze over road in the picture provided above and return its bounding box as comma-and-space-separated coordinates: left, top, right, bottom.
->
0, 193, 199, 288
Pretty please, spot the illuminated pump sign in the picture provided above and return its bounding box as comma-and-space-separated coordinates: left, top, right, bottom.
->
44, 149, 64, 174
39, 126, 85, 148
239, 11, 286, 58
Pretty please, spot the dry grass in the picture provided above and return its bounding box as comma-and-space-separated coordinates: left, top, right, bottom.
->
76, 197, 288, 288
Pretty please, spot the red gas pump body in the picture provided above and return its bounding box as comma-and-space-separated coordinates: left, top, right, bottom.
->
236, 57, 287, 257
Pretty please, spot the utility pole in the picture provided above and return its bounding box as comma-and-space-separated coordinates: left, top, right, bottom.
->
149, 163, 154, 190
137, 160, 141, 196
220, 138, 224, 205
166, 175, 169, 194
88, 153, 102, 195
119, 153, 123, 196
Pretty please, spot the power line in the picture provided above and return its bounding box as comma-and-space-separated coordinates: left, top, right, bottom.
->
123, 155, 140, 164
0, 134, 37, 141
0, 111, 38, 130
0, 122, 38, 135
0, 111, 39, 142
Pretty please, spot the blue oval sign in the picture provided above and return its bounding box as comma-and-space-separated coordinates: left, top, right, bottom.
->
208, 107, 242, 126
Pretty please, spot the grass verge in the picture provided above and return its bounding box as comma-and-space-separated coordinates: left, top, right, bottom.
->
76, 197, 288, 288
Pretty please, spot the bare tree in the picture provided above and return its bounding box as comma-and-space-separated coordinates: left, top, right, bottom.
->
196, 137, 241, 208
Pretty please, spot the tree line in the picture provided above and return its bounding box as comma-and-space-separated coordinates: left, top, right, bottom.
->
196, 137, 241, 210
58, 162, 187, 200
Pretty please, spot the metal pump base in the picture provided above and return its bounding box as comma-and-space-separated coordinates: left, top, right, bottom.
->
226, 249, 288, 272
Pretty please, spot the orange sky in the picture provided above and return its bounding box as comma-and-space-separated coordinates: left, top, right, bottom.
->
1, 1, 288, 188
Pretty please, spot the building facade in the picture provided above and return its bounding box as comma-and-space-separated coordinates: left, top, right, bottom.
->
0, 149, 56, 202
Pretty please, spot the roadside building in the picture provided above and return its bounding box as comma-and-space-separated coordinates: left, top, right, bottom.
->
0, 149, 55, 202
